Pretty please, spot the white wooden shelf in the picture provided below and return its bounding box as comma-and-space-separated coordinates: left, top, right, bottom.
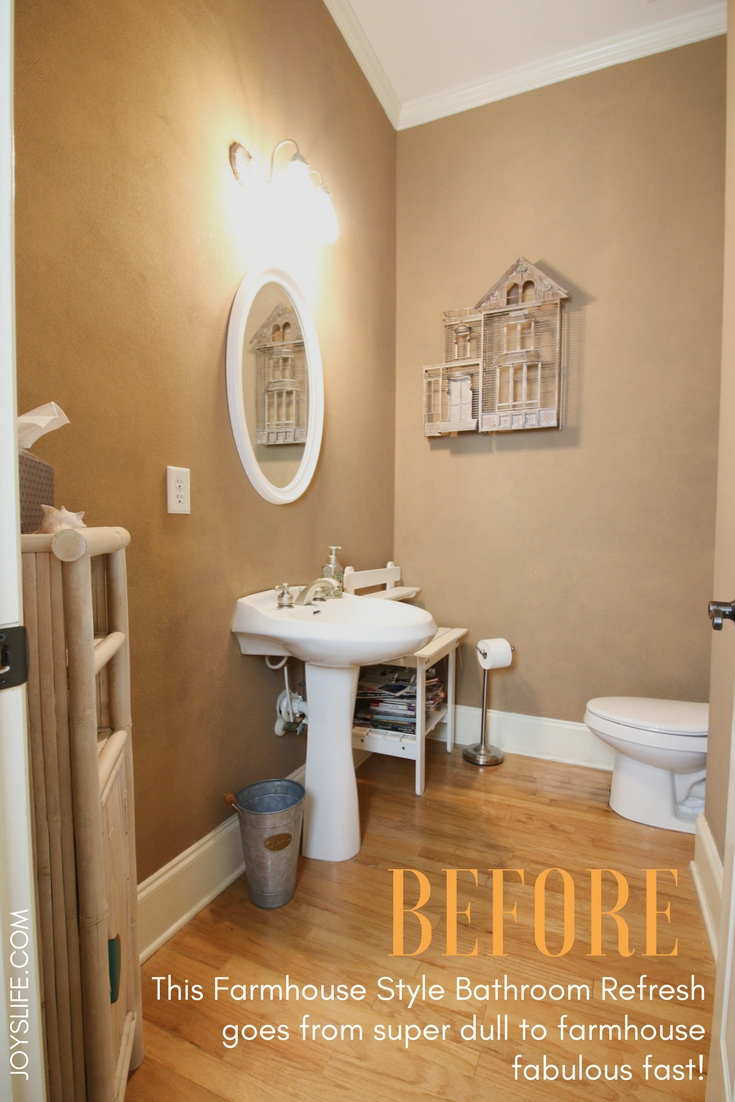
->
353, 705, 448, 757
342, 564, 467, 796
366, 585, 420, 601
351, 627, 467, 795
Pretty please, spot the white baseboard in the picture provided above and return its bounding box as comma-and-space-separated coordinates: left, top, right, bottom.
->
691, 813, 722, 960
137, 715, 609, 962
137, 815, 245, 963
137, 756, 370, 962
136, 712, 609, 963
137, 723, 717, 967
431, 705, 615, 771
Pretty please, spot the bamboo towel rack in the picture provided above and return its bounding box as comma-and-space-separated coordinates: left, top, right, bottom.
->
22, 526, 143, 1102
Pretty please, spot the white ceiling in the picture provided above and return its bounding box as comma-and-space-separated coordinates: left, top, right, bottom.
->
322, 0, 727, 129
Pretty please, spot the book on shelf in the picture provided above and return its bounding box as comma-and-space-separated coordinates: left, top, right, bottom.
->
354, 665, 446, 735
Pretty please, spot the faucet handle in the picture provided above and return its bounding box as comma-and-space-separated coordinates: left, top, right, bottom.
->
275, 583, 294, 608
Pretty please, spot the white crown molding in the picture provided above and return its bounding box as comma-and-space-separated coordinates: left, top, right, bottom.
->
322, 0, 402, 128
398, 3, 726, 129
324, 2, 726, 132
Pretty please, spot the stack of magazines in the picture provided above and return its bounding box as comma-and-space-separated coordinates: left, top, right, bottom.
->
353, 666, 445, 737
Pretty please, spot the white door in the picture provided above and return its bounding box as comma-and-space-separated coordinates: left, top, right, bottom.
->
0, 0, 47, 1095
707, 637, 735, 1101
704, 2, 735, 1092
707, 694, 735, 1098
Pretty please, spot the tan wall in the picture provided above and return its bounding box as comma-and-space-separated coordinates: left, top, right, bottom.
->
14, 0, 396, 880
396, 41, 725, 723
707, 7, 735, 858
14, 7, 727, 870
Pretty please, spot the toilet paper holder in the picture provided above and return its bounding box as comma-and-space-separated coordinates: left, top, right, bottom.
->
463, 638, 514, 768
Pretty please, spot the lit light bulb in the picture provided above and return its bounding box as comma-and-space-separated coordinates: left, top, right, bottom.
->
282, 151, 311, 194
229, 139, 338, 255
271, 152, 313, 243
311, 185, 339, 244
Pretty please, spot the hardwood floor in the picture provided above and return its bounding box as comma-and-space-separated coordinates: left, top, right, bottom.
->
126, 745, 714, 1101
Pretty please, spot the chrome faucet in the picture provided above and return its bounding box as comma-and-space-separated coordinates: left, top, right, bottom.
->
294, 577, 340, 605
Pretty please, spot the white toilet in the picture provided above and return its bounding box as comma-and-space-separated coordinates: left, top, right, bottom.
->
584, 697, 708, 834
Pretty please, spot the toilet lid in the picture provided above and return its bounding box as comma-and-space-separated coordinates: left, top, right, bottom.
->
586, 697, 708, 736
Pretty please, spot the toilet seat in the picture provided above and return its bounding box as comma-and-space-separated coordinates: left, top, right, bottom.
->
585, 697, 707, 754
586, 697, 708, 735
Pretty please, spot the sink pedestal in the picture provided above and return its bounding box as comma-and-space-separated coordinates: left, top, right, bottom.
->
232, 588, 436, 862
302, 663, 361, 862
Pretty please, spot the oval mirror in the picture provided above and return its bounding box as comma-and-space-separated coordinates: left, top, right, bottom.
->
226, 267, 324, 504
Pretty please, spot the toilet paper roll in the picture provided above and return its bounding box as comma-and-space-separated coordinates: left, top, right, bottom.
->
477, 638, 513, 670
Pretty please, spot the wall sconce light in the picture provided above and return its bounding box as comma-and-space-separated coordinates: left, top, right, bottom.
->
229, 139, 339, 245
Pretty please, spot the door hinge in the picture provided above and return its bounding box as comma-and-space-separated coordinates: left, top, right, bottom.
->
0, 626, 29, 690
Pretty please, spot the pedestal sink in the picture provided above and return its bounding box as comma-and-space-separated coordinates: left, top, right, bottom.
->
232, 590, 436, 861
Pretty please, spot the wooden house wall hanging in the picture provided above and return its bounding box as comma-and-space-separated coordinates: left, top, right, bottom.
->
251, 304, 308, 446
423, 258, 569, 437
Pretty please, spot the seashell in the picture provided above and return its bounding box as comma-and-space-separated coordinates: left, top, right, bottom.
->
35, 504, 87, 534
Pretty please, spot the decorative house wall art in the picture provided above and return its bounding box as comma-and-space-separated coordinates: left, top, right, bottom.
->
251, 303, 308, 446
423, 258, 569, 437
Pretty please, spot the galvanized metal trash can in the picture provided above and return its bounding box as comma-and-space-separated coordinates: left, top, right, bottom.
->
225, 779, 305, 909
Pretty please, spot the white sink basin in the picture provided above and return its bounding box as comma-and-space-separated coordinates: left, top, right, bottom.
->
232, 588, 436, 863
232, 589, 436, 667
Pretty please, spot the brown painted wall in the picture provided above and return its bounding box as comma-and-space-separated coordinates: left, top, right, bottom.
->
14, 6, 727, 871
14, 0, 396, 880
707, 7, 735, 858
395, 40, 725, 723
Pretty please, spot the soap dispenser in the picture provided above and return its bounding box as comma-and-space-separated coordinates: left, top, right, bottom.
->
321, 546, 344, 596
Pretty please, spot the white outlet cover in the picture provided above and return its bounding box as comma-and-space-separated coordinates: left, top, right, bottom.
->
167, 466, 190, 514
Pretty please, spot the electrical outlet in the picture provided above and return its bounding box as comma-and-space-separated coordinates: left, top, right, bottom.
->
166, 466, 191, 514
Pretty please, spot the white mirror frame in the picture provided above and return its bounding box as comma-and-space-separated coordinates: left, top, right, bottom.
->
226, 267, 324, 504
